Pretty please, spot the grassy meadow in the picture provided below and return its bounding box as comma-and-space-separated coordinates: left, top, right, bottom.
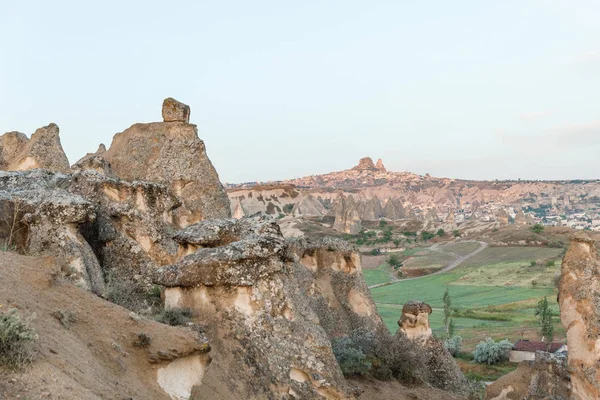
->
366, 245, 565, 351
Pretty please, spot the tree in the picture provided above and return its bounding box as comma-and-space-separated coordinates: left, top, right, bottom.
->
421, 231, 435, 241
388, 254, 402, 270
531, 224, 544, 234
393, 239, 401, 248
535, 296, 554, 343
473, 338, 513, 364
436, 228, 445, 237
452, 230, 460, 238
443, 288, 453, 339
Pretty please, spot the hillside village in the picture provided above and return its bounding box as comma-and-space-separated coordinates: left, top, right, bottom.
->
226, 157, 600, 233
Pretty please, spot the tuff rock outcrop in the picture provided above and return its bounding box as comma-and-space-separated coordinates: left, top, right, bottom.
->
162, 97, 191, 123
357, 197, 384, 221
395, 301, 468, 394
286, 237, 388, 340
153, 215, 353, 399
0, 124, 70, 172
292, 193, 327, 217
0, 170, 104, 294
398, 301, 433, 341
98, 98, 230, 226
559, 233, 600, 400
333, 195, 361, 234
484, 352, 571, 400
382, 197, 405, 220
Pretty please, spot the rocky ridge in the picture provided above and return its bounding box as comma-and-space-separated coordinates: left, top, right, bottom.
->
0, 99, 468, 399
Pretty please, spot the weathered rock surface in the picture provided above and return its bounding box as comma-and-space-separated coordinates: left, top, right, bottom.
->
394, 301, 467, 394
559, 233, 600, 400
0, 170, 104, 294
484, 352, 571, 400
357, 197, 383, 221
292, 193, 327, 217
154, 215, 353, 399
333, 195, 362, 234
352, 157, 377, 171
0, 124, 70, 172
99, 99, 230, 225
398, 300, 433, 341
382, 197, 405, 220
287, 237, 388, 340
0, 169, 183, 298
162, 97, 190, 123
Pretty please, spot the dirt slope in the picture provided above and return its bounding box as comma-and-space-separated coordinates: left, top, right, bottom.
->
0, 251, 209, 400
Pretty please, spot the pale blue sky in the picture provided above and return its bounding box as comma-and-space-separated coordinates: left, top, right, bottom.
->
1, 1, 599, 183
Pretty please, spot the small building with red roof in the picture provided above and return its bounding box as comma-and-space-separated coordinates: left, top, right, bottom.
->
509, 340, 567, 362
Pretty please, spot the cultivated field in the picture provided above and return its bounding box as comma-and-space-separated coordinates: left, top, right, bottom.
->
367, 245, 565, 351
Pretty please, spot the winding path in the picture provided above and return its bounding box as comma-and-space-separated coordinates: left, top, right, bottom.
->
368, 240, 488, 289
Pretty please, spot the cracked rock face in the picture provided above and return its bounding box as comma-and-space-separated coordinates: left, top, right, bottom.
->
398, 300, 433, 341
559, 233, 600, 400
100, 99, 230, 226
0, 124, 70, 172
286, 236, 388, 341
0, 170, 104, 294
394, 301, 467, 394
485, 352, 571, 400
332, 194, 362, 234
154, 215, 353, 399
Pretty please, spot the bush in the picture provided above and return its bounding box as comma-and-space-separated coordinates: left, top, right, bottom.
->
0, 309, 37, 370
421, 231, 435, 241
531, 224, 544, 234
158, 308, 193, 326
453, 230, 460, 238
133, 332, 152, 348
105, 272, 163, 315
436, 229, 445, 237
546, 260, 556, 267
530, 261, 537, 267
331, 335, 371, 377
370, 248, 381, 256
376, 335, 426, 385
444, 335, 462, 357
473, 338, 512, 365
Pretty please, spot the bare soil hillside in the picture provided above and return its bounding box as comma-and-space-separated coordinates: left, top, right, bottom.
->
0, 251, 209, 400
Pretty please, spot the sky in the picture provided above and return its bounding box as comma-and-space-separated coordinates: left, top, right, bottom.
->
1, 1, 599, 183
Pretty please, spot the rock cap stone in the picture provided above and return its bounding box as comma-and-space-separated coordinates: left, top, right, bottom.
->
162, 97, 190, 123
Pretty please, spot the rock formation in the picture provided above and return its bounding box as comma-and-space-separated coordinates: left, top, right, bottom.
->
333, 195, 362, 234
162, 97, 191, 123
153, 215, 353, 399
292, 193, 327, 217
0, 170, 104, 294
484, 352, 571, 400
398, 301, 433, 341
99, 98, 230, 226
514, 209, 531, 225
559, 233, 600, 400
496, 208, 509, 224
357, 197, 384, 221
394, 301, 467, 394
352, 157, 377, 171
0, 124, 70, 172
375, 158, 386, 172
382, 197, 405, 220
287, 237, 388, 340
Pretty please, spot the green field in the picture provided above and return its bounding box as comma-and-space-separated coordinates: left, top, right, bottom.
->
369, 245, 565, 350
364, 262, 394, 286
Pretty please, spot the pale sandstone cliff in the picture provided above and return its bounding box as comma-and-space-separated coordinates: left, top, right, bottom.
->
559, 233, 600, 400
